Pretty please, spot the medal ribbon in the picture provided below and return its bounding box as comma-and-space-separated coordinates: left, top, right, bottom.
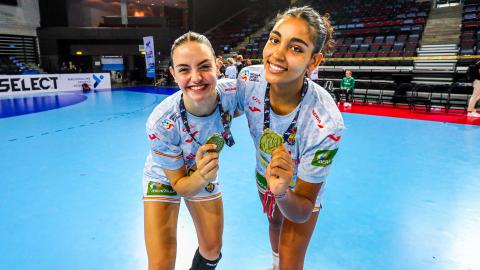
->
263, 78, 308, 145
179, 92, 235, 147
262, 77, 308, 218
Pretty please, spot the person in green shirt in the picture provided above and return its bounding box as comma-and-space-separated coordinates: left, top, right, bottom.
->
334, 70, 355, 107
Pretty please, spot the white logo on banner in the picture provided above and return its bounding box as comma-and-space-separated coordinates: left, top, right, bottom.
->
143, 36, 156, 78
0, 73, 111, 96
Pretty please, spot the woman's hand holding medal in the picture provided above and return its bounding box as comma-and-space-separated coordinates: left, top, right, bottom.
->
265, 145, 294, 197
193, 134, 225, 185
194, 144, 220, 185
259, 129, 294, 197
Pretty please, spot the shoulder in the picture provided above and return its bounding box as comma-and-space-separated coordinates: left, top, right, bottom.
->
146, 91, 181, 130
305, 79, 345, 132
217, 78, 237, 92
217, 78, 238, 109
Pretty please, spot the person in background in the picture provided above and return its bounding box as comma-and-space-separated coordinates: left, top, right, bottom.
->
334, 70, 355, 107
216, 56, 226, 79
235, 54, 244, 73
68, 61, 77, 73
225, 58, 238, 79
60, 62, 68, 73
467, 60, 480, 118
81, 82, 91, 92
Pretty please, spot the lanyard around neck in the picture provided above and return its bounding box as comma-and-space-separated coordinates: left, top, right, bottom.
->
263, 78, 308, 145
179, 92, 235, 147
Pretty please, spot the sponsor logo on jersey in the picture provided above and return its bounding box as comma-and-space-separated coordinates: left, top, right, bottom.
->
248, 72, 260, 82
252, 96, 261, 105
240, 70, 249, 81
224, 87, 236, 92
169, 112, 180, 122
312, 109, 324, 128
205, 183, 215, 193
148, 133, 157, 140
147, 181, 178, 196
240, 70, 260, 82
185, 130, 199, 143
287, 129, 296, 144
311, 149, 338, 167
249, 106, 261, 112
162, 119, 174, 129
327, 134, 341, 142
256, 171, 268, 190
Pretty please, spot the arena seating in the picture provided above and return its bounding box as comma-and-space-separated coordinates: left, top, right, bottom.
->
459, 0, 480, 55
235, 0, 430, 65
207, 3, 271, 55
0, 56, 40, 75
211, 0, 474, 111
312, 0, 429, 61
315, 77, 472, 111
0, 56, 20, 75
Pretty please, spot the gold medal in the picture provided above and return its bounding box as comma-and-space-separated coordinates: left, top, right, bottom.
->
259, 128, 284, 155
205, 133, 225, 153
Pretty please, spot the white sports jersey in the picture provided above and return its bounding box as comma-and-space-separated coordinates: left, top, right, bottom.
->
225, 65, 238, 79
236, 65, 345, 205
143, 79, 237, 187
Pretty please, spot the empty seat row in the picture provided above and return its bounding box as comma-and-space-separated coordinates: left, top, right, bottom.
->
459, 2, 480, 55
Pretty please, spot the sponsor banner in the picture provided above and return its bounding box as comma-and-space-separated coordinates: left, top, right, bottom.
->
0, 73, 111, 96
101, 56, 124, 71
143, 36, 156, 78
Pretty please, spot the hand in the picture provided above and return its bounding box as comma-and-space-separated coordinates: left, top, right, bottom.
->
194, 144, 219, 184
265, 145, 294, 196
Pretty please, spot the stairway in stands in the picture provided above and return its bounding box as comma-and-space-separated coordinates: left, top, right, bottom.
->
413, 5, 462, 85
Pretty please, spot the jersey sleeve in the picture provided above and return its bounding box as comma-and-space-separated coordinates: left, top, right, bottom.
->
216, 78, 238, 115
235, 68, 248, 115
297, 126, 344, 184
296, 84, 345, 184
146, 120, 184, 170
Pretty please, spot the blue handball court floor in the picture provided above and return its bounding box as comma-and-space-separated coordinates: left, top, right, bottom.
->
1, 87, 480, 270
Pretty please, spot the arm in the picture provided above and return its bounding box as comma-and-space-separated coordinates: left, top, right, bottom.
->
164, 144, 219, 197
265, 146, 321, 223
276, 179, 322, 223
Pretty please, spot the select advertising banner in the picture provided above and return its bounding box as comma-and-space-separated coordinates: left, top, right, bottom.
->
143, 36, 156, 78
0, 73, 111, 96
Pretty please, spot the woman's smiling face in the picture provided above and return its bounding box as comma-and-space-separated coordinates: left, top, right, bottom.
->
263, 16, 320, 86
170, 41, 217, 102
